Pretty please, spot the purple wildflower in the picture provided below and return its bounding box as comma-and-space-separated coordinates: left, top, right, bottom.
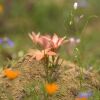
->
77, 0, 88, 8
0, 38, 3, 44
78, 91, 93, 98
0, 37, 14, 48
7, 38, 14, 47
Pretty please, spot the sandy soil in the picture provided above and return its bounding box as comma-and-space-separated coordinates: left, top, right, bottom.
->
0, 50, 100, 100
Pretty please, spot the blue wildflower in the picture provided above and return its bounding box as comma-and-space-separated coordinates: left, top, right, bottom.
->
0, 38, 3, 44
0, 37, 14, 48
78, 91, 93, 98
7, 38, 14, 47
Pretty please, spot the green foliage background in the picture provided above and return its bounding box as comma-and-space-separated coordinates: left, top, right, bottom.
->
0, 0, 100, 69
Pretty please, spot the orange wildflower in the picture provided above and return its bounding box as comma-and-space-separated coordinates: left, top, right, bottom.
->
0, 4, 4, 14
75, 97, 87, 100
45, 83, 59, 95
4, 69, 20, 80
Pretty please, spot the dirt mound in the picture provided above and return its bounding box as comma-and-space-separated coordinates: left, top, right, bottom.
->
0, 51, 100, 100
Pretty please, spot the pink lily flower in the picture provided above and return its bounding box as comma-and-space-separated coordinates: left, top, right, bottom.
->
51, 33, 67, 49
38, 35, 52, 49
29, 32, 40, 43
29, 32, 68, 50
40, 33, 68, 50
28, 49, 56, 61
29, 32, 51, 48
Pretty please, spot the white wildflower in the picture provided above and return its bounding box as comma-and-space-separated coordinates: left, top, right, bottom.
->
69, 21, 73, 25
74, 2, 78, 10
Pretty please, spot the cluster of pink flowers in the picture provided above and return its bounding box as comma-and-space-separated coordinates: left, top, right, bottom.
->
29, 32, 67, 61
29, 32, 67, 50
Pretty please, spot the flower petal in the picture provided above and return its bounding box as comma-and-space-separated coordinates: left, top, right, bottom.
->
52, 33, 59, 45
45, 83, 59, 95
46, 51, 56, 56
29, 32, 40, 43
39, 36, 52, 49
35, 53, 44, 61
4, 69, 20, 80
